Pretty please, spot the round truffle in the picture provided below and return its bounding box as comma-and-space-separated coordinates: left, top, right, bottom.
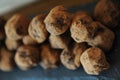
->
60, 42, 88, 70
80, 47, 109, 75
5, 14, 30, 40
40, 44, 61, 69
29, 14, 48, 43
15, 45, 40, 70
49, 31, 71, 49
87, 22, 115, 51
44, 5, 72, 35
70, 11, 93, 43
94, 0, 120, 29
0, 47, 15, 72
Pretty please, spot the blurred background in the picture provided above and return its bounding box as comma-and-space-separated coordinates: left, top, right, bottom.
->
0, 0, 97, 19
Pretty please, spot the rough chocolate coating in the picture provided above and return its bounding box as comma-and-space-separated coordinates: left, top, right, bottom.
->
94, 0, 120, 29
5, 14, 30, 40
71, 12, 115, 52
15, 45, 40, 70
87, 22, 115, 52
70, 11, 93, 43
44, 5, 72, 35
28, 14, 48, 43
80, 47, 109, 75
40, 44, 61, 69
0, 47, 15, 71
60, 42, 88, 70
49, 31, 71, 49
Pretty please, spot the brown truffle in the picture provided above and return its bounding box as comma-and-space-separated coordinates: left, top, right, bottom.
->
5, 14, 30, 40
29, 14, 48, 43
40, 44, 61, 69
87, 22, 115, 51
0, 47, 15, 71
71, 14, 115, 51
49, 31, 71, 49
60, 42, 88, 70
80, 47, 109, 75
15, 45, 40, 70
70, 11, 93, 43
94, 0, 120, 29
44, 5, 72, 35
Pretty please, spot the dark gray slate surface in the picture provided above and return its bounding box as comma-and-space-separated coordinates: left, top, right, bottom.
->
0, 1, 120, 80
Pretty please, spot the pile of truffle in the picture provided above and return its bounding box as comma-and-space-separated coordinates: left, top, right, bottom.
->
0, 0, 120, 75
